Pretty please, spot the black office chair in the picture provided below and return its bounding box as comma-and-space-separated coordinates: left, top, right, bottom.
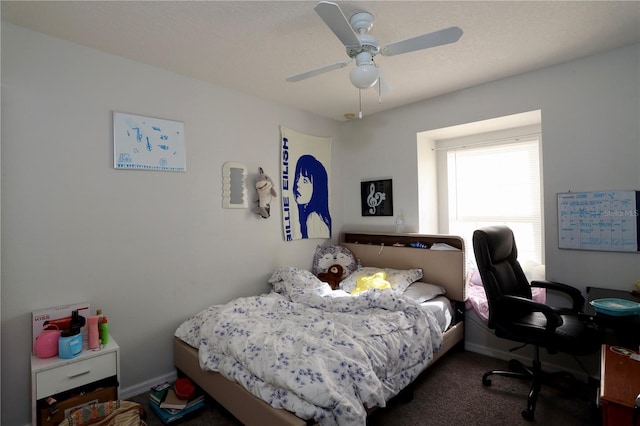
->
472, 225, 602, 420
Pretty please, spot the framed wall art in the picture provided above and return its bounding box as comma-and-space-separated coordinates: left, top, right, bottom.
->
361, 179, 393, 216
113, 112, 186, 172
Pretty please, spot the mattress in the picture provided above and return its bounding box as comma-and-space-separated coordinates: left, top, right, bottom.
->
421, 295, 453, 332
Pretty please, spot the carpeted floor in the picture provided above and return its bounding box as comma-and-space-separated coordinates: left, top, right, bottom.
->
130, 349, 601, 426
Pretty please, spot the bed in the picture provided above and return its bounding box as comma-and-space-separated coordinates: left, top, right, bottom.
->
173, 231, 466, 426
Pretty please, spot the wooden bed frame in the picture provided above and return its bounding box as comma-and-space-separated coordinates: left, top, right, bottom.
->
173, 231, 466, 426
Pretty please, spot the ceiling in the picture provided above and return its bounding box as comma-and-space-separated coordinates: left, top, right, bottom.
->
3, 1, 639, 122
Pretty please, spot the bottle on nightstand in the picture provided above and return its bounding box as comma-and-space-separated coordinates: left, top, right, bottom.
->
395, 211, 404, 233
100, 316, 109, 345
88, 315, 100, 349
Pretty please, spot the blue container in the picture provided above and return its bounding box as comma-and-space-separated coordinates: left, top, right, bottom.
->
590, 298, 640, 317
58, 334, 83, 359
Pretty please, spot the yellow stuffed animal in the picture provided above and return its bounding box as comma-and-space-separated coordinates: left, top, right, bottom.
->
350, 271, 391, 295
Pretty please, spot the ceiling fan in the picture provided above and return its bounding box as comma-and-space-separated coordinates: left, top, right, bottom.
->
287, 1, 463, 94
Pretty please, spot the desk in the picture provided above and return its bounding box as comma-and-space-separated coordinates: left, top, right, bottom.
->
600, 344, 640, 426
582, 287, 640, 349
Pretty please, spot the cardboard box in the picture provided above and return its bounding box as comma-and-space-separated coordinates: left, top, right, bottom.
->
38, 386, 116, 426
32, 302, 91, 354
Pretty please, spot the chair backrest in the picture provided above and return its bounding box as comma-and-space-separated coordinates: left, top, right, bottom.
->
472, 225, 533, 329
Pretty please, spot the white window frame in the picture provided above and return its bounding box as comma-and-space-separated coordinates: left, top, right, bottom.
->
433, 127, 544, 266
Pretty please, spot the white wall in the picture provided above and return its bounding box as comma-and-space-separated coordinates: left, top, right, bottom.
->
3, 21, 639, 426
343, 43, 639, 288
1, 23, 342, 425
342, 44, 640, 361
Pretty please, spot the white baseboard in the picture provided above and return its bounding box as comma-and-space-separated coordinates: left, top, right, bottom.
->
120, 371, 177, 400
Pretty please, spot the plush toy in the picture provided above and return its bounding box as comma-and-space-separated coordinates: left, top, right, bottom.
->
350, 271, 391, 295
252, 167, 277, 218
317, 264, 345, 290
312, 245, 358, 278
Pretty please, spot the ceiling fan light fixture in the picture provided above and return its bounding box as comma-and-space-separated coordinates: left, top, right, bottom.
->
349, 64, 379, 89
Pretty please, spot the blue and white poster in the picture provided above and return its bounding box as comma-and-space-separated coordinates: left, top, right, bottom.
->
113, 112, 186, 172
280, 126, 332, 241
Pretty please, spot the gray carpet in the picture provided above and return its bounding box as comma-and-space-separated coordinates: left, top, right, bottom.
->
130, 349, 600, 425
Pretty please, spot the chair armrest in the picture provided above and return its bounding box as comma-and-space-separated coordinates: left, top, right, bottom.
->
531, 280, 585, 311
497, 294, 563, 331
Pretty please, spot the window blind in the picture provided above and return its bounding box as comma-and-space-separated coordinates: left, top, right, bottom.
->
447, 138, 542, 264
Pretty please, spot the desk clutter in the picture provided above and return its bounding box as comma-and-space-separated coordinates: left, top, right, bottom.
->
610, 345, 640, 361
32, 303, 109, 359
148, 379, 205, 424
588, 283, 640, 317
590, 298, 640, 316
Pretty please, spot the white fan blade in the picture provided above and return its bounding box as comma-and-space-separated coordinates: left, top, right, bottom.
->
381, 26, 463, 57
286, 59, 353, 82
314, 1, 361, 49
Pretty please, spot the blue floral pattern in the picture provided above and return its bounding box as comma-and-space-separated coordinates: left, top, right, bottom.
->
175, 267, 443, 426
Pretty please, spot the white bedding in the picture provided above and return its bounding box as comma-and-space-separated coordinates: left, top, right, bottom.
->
421, 295, 453, 331
175, 268, 444, 426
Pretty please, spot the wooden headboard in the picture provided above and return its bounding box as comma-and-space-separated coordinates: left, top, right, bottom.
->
340, 231, 466, 302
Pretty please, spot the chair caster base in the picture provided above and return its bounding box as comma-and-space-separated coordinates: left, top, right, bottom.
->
509, 358, 523, 371
521, 409, 535, 421
482, 373, 492, 386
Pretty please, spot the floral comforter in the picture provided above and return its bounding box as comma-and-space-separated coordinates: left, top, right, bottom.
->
174, 268, 443, 426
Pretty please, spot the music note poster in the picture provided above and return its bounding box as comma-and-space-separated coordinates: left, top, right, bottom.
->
361, 179, 393, 217
557, 191, 640, 252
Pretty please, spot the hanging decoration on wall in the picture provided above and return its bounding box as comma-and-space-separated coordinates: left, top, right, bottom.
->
252, 167, 277, 218
280, 126, 332, 241
113, 112, 186, 172
361, 179, 393, 216
222, 162, 248, 209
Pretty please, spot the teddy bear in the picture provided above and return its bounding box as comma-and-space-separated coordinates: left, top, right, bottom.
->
317, 264, 345, 290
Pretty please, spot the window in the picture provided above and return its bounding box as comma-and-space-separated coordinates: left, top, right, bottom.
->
446, 138, 543, 264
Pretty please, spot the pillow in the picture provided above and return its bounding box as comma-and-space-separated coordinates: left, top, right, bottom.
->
402, 282, 446, 304
312, 245, 358, 278
340, 267, 423, 294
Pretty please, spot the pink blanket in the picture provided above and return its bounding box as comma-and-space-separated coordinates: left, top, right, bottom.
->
465, 268, 546, 322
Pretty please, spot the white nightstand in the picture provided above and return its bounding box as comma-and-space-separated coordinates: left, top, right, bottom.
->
30, 337, 120, 426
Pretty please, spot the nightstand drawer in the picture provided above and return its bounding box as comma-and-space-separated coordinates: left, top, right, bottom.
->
35, 351, 117, 399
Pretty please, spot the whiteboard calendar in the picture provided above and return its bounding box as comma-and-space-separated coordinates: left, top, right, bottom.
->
557, 191, 640, 252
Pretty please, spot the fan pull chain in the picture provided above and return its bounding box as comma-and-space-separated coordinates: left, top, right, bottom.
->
358, 89, 363, 119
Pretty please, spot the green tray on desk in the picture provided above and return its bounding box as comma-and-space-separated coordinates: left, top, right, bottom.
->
590, 298, 640, 316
